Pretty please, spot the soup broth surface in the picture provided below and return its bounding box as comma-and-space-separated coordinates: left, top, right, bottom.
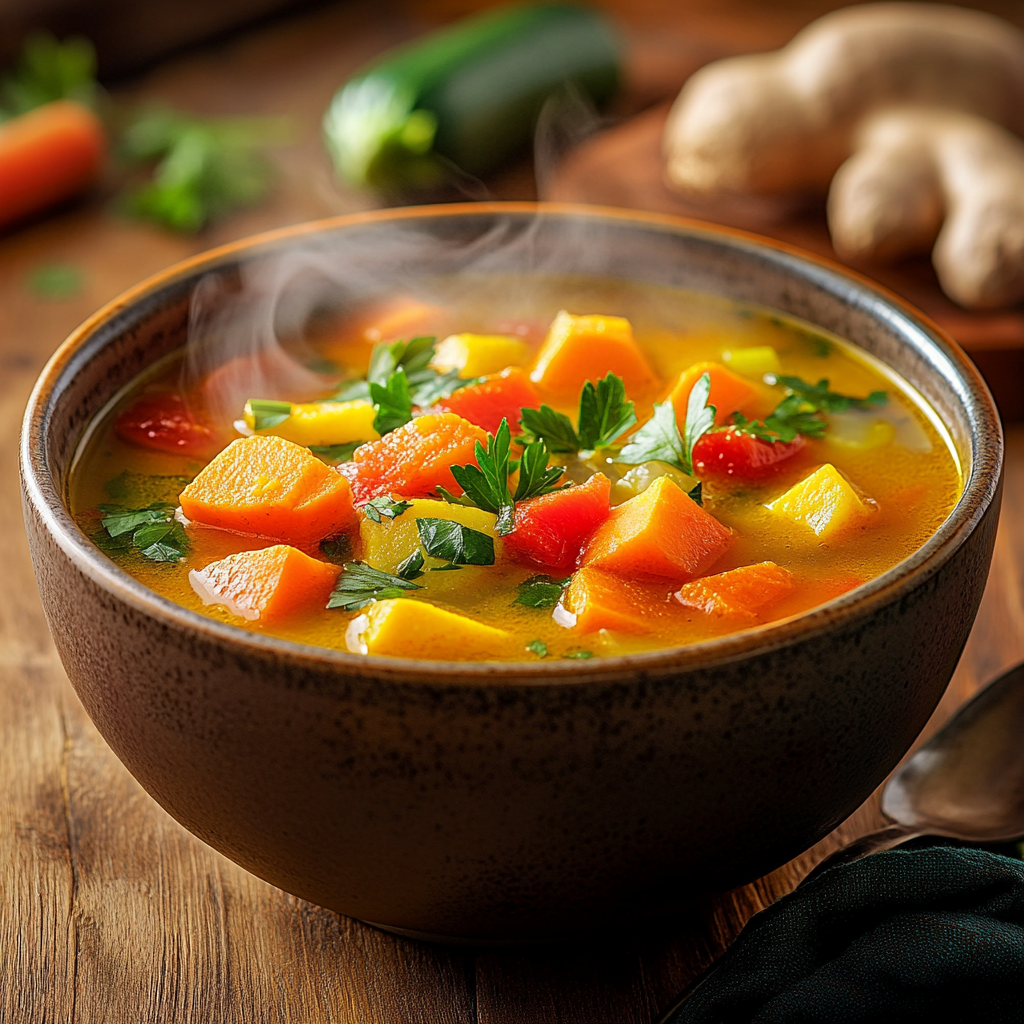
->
70, 275, 961, 661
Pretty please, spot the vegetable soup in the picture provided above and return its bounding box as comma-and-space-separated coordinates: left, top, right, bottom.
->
69, 277, 961, 661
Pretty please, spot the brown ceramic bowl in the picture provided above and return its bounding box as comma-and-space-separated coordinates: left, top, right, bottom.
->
21, 204, 1002, 942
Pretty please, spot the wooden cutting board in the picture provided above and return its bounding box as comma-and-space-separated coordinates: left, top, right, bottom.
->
548, 103, 1024, 420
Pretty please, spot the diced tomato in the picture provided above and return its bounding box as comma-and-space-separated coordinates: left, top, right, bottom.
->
115, 395, 214, 456
436, 367, 541, 435
503, 473, 611, 571
692, 429, 806, 482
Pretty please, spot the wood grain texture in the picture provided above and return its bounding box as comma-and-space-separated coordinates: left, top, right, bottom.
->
2, 1, 1023, 1021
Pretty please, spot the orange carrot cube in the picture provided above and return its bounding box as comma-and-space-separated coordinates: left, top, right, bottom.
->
530, 311, 658, 396
339, 412, 488, 504
669, 361, 759, 428
179, 435, 357, 546
673, 561, 796, 620
189, 545, 340, 623
560, 566, 671, 634
436, 367, 541, 435
581, 476, 731, 582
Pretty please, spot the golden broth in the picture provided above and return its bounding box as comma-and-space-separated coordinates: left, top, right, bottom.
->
69, 277, 962, 660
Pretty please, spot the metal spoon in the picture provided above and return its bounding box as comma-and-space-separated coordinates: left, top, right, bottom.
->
807, 660, 1024, 878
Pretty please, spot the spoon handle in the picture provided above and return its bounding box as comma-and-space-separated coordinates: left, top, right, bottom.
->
801, 823, 920, 885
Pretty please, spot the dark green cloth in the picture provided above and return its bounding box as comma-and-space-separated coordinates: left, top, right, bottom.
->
670, 846, 1024, 1024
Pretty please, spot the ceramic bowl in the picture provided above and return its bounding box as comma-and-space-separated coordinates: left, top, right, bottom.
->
21, 204, 1002, 942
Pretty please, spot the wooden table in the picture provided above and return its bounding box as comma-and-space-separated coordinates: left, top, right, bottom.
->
2, 2, 1023, 1020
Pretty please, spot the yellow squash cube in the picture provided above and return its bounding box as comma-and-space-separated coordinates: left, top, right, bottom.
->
721, 346, 781, 377
431, 333, 529, 378
244, 399, 378, 447
767, 464, 875, 540
346, 599, 513, 660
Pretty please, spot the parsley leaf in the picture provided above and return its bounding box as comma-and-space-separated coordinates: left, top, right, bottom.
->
527, 639, 548, 658
519, 373, 635, 454
1, 32, 97, 118
618, 373, 715, 476
330, 379, 371, 403
97, 502, 189, 563
248, 399, 292, 431
578, 373, 636, 450
395, 549, 425, 580
450, 419, 517, 535
416, 518, 495, 566
363, 496, 412, 524
121, 108, 286, 233
564, 650, 594, 659
687, 482, 704, 507
308, 441, 363, 465
768, 375, 887, 413
369, 368, 413, 435
514, 439, 567, 501
514, 575, 570, 609
326, 561, 422, 611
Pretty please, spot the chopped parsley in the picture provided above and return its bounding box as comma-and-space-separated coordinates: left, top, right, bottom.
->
416, 518, 495, 566
514, 575, 570, 609
369, 367, 413, 435
96, 502, 189, 563
395, 549, 425, 580
363, 496, 412, 524
526, 639, 548, 658
327, 561, 422, 611
248, 399, 292, 431
767, 375, 887, 413
519, 373, 636, 453
564, 650, 594, 659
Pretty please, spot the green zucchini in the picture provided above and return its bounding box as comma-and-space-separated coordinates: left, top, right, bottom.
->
323, 3, 622, 190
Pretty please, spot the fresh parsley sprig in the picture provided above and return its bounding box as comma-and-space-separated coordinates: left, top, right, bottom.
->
767, 375, 887, 413
369, 368, 413, 435
326, 561, 422, 611
97, 502, 190, 563
519, 373, 636, 454
619, 372, 714, 477
450, 419, 566, 536
514, 575, 570, 609
416, 519, 495, 566
363, 496, 412, 524
0, 32, 97, 119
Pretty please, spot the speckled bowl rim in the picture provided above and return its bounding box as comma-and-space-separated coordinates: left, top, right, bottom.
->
21, 202, 1003, 685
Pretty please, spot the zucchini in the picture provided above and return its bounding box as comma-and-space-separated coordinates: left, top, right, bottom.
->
323, 3, 622, 190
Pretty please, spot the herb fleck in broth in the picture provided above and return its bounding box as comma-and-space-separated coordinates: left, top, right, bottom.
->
69, 276, 962, 661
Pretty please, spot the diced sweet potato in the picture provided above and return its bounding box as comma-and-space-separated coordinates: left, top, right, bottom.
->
581, 476, 731, 582
503, 473, 611, 571
346, 598, 513, 660
189, 545, 340, 623
179, 435, 358, 545
767, 463, 876, 540
244, 398, 379, 447
339, 412, 488, 504
669, 361, 759, 428
431, 333, 530, 378
674, 562, 796, 620
530, 311, 658, 396
436, 367, 541, 435
560, 567, 671, 634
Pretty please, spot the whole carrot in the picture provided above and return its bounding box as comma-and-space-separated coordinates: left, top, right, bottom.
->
0, 99, 105, 229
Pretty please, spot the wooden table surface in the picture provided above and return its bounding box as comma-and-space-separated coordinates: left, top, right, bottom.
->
2, 2, 1023, 1020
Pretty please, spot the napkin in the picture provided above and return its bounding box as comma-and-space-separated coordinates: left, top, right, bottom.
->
668, 844, 1024, 1024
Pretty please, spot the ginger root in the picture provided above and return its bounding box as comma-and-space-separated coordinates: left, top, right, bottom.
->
663, 4, 1024, 309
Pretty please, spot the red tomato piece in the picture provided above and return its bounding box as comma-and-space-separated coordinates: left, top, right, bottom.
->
436, 367, 540, 435
503, 473, 611, 572
115, 395, 214, 456
692, 429, 806, 482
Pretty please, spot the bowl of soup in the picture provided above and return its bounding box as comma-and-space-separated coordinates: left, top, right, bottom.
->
21, 204, 1001, 942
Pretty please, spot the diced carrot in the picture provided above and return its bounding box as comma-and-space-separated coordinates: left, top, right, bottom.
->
437, 367, 541, 435
530, 312, 658, 396
0, 100, 105, 229
581, 476, 731, 582
357, 296, 444, 343
669, 361, 759, 428
179, 435, 358, 545
673, 562, 796, 620
560, 567, 673, 634
339, 412, 488, 504
189, 545, 340, 623
503, 473, 611, 571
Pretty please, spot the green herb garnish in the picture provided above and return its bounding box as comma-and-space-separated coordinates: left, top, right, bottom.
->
395, 549, 426, 580
308, 441, 363, 465
363, 496, 412, 524
514, 437, 567, 501
519, 373, 636, 454
97, 502, 189, 563
526, 639, 548, 658
514, 575, 570, 609
248, 399, 292, 431
369, 368, 413, 435
564, 650, 594, 659
27, 263, 83, 301
767, 375, 887, 413
416, 518, 495, 566
327, 561, 422, 611
1, 32, 97, 118
687, 482, 704, 507
619, 372, 714, 477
